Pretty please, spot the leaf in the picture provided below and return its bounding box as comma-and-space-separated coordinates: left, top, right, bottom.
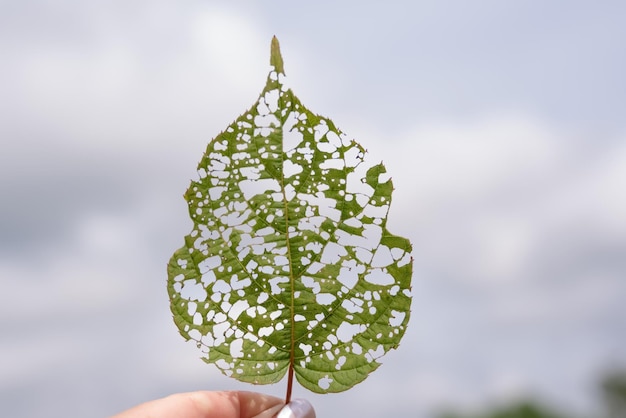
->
167, 36, 412, 401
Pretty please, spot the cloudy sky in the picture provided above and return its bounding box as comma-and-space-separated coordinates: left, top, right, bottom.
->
1, 1, 625, 417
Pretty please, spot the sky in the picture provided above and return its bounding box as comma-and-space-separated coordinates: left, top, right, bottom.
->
1, 1, 625, 417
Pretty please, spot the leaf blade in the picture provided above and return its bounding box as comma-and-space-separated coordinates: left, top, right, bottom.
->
167, 37, 412, 395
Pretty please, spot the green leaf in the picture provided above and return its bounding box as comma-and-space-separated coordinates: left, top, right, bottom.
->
167, 36, 412, 399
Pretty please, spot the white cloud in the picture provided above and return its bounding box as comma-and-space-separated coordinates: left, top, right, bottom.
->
348, 115, 625, 289
390, 114, 559, 201
190, 8, 266, 88
1, 3, 267, 160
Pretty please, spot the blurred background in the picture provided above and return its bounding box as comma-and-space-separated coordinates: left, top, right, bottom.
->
1, 1, 625, 417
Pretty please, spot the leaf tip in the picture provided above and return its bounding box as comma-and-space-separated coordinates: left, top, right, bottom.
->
270, 35, 285, 75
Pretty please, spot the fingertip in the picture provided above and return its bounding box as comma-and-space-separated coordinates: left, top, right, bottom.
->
275, 399, 315, 418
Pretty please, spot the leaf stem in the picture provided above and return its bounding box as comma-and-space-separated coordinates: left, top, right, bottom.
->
286, 357, 294, 404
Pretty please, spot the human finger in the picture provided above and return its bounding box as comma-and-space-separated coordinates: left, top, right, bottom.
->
111, 390, 283, 418
273, 399, 316, 418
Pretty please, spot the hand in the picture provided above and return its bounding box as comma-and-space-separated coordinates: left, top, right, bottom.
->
111, 391, 315, 418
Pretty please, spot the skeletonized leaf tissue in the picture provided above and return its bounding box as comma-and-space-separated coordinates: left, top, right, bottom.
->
167, 37, 412, 403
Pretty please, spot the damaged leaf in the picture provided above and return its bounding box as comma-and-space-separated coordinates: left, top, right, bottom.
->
167, 36, 412, 402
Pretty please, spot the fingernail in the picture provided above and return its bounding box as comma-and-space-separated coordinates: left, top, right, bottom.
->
276, 399, 316, 418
